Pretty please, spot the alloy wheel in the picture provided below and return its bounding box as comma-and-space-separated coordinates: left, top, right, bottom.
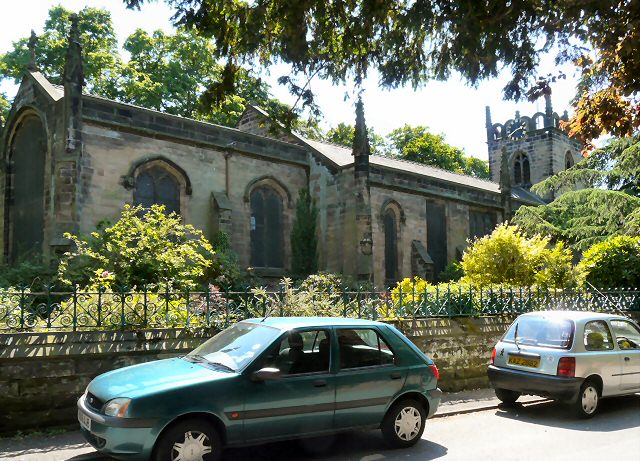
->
171, 430, 212, 461
394, 406, 422, 441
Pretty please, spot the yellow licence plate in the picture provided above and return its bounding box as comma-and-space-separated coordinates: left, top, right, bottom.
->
508, 356, 540, 368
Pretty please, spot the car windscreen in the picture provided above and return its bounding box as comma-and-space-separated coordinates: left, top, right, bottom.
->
503, 316, 574, 349
187, 322, 281, 371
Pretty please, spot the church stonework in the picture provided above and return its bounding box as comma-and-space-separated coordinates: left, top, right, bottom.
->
486, 94, 583, 195
1, 24, 568, 288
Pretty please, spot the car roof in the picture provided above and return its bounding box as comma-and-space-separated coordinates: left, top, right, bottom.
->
518, 310, 632, 323
242, 317, 387, 330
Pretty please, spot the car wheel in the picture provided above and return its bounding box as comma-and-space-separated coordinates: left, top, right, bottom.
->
574, 380, 600, 419
153, 418, 221, 461
381, 399, 426, 448
494, 388, 521, 405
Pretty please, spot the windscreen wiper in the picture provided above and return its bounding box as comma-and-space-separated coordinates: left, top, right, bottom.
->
208, 362, 235, 372
514, 323, 521, 352
184, 354, 210, 363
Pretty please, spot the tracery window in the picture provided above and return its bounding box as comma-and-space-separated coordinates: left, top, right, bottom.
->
513, 153, 531, 186
565, 151, 574, 170
133, 166, 181, 215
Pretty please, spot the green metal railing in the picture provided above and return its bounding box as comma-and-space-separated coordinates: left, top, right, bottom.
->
0, 285, 638, 332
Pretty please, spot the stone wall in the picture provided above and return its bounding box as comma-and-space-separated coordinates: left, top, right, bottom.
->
0, 328, 216, 434
0, 318, 512, 434
2, 314, 639, 434
393, 316, 516, 392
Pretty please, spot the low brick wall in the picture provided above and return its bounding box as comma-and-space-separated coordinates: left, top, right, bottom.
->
0, 328, 217, 434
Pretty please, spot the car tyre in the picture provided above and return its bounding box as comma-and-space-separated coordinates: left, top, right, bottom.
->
573, 380, 600, 419
494, 388, 521, 405
381, 399, 426, 448
153, 417, 222, 461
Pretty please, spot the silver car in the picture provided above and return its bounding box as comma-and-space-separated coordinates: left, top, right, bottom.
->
488, 311, 640, 417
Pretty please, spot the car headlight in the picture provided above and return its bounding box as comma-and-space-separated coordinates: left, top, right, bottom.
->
102, 398, 132, 417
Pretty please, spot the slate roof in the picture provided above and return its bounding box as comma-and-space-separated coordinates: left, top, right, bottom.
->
511, 186, 546, 205
303, 138, 501, 193
29, 71, 64, 101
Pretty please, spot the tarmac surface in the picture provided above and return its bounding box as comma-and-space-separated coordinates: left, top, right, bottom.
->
1, 389, 638, 461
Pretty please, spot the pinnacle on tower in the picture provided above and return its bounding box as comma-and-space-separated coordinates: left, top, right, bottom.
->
27, 30, 37, 72
352, 96, 371, 178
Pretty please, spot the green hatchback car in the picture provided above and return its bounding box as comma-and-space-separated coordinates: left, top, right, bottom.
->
77, 317, 441, 461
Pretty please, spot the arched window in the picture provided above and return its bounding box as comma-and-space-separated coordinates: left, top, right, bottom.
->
250, 186, 284, 268
6, 114, 46, 261
133, 166, 180, 214
565, 151, 574, 170
384, 208, 399, 287
513, 153, 531, 186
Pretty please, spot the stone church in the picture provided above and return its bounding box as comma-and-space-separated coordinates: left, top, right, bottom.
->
0, 21, 582, 288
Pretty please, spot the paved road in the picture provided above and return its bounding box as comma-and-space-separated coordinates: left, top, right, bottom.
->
1, 395, 638, 461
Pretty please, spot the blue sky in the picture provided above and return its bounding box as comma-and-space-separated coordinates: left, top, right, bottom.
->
0, 1, 582, 160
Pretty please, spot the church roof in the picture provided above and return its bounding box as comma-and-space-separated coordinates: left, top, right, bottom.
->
303, 137, 501, 193
28, 71, 64, 101
511, 186, 546, 205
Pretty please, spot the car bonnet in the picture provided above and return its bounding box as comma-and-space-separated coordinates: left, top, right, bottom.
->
87, 357, 234, 402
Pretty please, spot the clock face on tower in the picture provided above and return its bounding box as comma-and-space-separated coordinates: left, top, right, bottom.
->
509, 119, 527, 139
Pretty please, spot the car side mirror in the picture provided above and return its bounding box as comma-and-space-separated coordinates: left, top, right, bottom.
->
251, 367, 282, 382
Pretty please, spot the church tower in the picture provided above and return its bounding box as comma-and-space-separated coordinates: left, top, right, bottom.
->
486, 94, 582, 192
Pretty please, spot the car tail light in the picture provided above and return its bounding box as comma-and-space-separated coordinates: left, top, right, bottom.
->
557, 357, 575, 378
429, 363, 440, 381
491, 347, 497, 365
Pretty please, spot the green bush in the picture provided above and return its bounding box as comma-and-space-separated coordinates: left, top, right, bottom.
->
249, 273, 358, 317
58, 204, 217, 290
205, 231, 244, 289
387, 277, 481, 318
0, 257, 58, 289
437, 260, 464, 282
461, 224, 578, 289
577, 235, 640, 288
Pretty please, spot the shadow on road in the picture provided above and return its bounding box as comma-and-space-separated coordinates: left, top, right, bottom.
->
494, 394, 640, 432
222, 431, 448, 461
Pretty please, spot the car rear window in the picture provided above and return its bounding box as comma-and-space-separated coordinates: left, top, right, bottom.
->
503, 316, 574, 349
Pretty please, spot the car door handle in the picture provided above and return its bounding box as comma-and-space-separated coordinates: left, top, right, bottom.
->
624, 357, 630, 362
313, 379, 327, 387
390, 372, 402, 380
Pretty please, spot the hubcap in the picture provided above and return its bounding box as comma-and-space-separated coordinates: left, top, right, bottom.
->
171, 430, 212, 461
394, 407, 422, 441
581, 386, 598, 414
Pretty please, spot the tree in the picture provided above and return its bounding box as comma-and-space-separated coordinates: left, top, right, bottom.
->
0, 6, 121, 99
324, 122, 386, 154
514, 134, 640, 251
514, 189, 640, 252
119, 28, 297, 127
0, 92, 9, 125
0, 6, 313, 130
387, 125, 489, 178
58, 204, 216, 290
290, 189, 318, 278
577, 236, 640, 289
123, 0, 640, 142
461, 224, 577, 288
